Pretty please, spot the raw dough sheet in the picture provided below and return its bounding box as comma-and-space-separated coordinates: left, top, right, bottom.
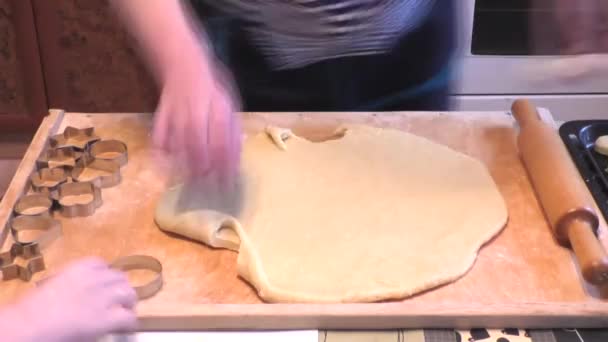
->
155, 125, 508, 303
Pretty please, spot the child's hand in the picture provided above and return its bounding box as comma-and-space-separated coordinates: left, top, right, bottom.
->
2, 257, 138, 342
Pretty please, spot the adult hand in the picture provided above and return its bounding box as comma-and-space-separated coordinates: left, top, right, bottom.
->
108, 0, 242, 183
153, 48, 242, 182
531, 0, 608, 54
528, 0, 608, 81
554, 0, 600, 54
1, 258, 137, 342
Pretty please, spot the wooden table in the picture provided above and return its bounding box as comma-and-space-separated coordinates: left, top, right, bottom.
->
1, 109, 607, 331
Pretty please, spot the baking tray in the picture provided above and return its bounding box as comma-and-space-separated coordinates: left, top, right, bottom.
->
559, 120, 608, 224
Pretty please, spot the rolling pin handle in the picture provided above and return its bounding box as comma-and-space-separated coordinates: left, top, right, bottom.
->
567, 218, 608, 285
511, 99, 541, 127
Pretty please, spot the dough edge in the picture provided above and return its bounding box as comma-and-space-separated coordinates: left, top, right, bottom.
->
240, 125, 508, 303
154, 185, 242, 252
237, 216, 507, 303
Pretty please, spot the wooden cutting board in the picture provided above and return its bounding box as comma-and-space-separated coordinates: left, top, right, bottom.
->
0, 110, 607, 330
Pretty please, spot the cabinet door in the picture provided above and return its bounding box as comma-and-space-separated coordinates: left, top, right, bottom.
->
0, 0, 47, 132
32, 0, 157, 113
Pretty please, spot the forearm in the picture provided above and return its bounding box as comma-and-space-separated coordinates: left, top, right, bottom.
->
0, 305, 34, 341
109, 0, 210, 82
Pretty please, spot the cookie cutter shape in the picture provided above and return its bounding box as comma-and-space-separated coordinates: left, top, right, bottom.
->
2, 255, 45, 282
30, 167, 68, 199
0, 243, 46, 281
1, 255, 45, 282
14, 193, 52, 217
72, 155, 121, 188
0, 239, 45, 282
111, 255, 163, 300
10, 215, 62, 249
0, 242, 41, 267
50, 126, 100, 151
57, 181, 102, 217
36, 147, 83, 170
90, 140, 128, 167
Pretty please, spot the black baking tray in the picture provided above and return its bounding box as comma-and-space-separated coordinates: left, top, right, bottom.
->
559, 120, 608, 223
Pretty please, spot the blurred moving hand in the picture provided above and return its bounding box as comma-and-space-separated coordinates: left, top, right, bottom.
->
154, 48, 241, 180
110, 0, 242, 181
528, 0, 608, 81
0, 258, 138, 342
553, 0, 608, 54
531, 0, 608, 54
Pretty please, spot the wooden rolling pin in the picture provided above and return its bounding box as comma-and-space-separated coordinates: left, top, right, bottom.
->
512, 99, 608, 285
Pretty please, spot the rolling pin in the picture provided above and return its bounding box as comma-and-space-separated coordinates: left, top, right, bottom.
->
512, 99, 608, 285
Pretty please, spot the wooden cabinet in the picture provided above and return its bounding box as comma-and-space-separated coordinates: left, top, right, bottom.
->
0, 0, 157, 133
0, 0, 47, 131
39, 0, 157, 112
0, 0, 27, 115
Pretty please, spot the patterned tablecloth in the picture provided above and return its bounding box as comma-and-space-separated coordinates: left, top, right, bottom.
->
321, 329, 608, 342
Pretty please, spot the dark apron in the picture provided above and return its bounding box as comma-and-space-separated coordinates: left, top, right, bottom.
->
189, 0, 456, 111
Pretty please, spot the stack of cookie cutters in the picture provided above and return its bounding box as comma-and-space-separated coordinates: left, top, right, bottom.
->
64, 135, 128, 191
31, 127, 129, 217
1, 127, 129, 282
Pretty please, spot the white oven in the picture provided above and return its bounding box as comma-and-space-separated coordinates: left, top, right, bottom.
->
450, 0, 608, 120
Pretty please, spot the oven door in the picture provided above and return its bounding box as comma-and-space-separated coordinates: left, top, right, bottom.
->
451, 0, 608, 119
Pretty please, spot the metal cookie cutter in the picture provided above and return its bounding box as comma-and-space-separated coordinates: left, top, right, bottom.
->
90, 140, 128, 167
14, 193, 52, 217
0, 244, 45, 282
111, 255, 163, 300
50, 126, 100, 151
36, 147, 83, 170
10, 215, 62, 249
1, 256, 45, 282
57, 181, 102, 217
72, 155, 121, 188
0, 243, 40, 266
30, 168, 68, 199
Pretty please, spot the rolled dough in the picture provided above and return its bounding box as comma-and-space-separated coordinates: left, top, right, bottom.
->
155, 126, 508, 303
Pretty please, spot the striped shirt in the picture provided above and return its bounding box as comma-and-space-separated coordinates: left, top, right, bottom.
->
204, 0, 436, 70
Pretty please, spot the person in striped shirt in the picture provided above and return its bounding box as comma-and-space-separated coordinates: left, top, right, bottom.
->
0, 3, 456, 341
109, 0, 455, 179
